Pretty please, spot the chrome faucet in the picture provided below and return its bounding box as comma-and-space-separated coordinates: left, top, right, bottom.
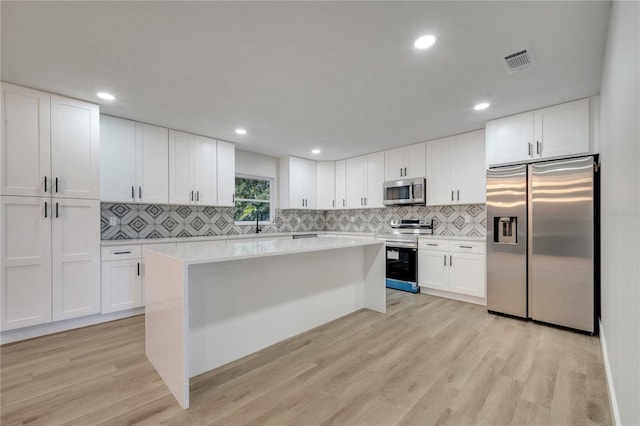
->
256, 212, 262, 233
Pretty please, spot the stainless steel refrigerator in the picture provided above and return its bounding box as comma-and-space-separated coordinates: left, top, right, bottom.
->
486, 156, 598, 334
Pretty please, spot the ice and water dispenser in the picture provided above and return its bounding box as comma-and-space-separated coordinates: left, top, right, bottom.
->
494, 217, 517, 244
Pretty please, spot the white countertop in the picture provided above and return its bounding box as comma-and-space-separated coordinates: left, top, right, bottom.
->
143, 236, 383, 265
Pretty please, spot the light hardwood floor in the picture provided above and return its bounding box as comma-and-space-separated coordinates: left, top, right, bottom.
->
1, 290, 612, 425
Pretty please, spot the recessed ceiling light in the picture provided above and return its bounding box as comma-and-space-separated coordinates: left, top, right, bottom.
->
96, 92, 115, 101
311, 149, 321, 155
474, 102, 490, 110
414, 35, 436, 49
235, 128, 247, 135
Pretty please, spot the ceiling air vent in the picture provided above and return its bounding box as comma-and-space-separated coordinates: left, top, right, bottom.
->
503, 49, 535, 74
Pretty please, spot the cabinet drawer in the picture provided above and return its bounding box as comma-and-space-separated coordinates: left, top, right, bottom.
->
418, 239, 449, 251
449, 240, 486, 254
101, 245, 142, 261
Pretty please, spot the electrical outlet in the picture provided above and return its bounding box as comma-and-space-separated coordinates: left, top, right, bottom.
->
109, 216, 118, 226
464, 213, 471, 224
350, 216, 355, 223
297, 217, 301, 224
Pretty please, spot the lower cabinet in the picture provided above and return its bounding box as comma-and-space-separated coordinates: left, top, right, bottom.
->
101, 245, 143, 314
0, 196, 101, 331
418, 238, 486, 301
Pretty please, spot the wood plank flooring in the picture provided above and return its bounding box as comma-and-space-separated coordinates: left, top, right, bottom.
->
1, 290, 612, 425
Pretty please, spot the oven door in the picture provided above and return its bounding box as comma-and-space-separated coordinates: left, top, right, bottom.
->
385, 243, 419, 293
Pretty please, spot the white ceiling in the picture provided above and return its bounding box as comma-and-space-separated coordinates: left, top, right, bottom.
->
1, 1, 610, 160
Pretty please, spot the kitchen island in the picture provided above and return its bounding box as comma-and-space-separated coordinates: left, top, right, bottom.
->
143, 236, 385, 409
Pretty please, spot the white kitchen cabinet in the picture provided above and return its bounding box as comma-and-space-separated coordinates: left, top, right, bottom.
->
51, 199, 101, 321
169, 130, 217, 205
100, 116, 168, 203
1, 84, 99, 200
0, 83, 51, 197
316, 161, 336, 209
486, 98, 590, 167
384, 142, 426, 180
50, 95, 100, 200
280, 156, 317, 209
427, 130, 486, 206
335, 160, 347, 209
0, 196, 52, 330
418, 239, 486, 302
346, 152, 384, 208
216, 140, 236, 207
0, 196, 100, 330
101, 245, 143, 314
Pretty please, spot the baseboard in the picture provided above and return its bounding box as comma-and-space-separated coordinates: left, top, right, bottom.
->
1, 308, 145, 345
599, 319, 621, 426
420, 287, 486, 306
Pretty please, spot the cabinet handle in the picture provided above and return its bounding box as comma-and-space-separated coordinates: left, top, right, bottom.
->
302, 198, 305, 207
55, 202, 59, 218
528, 142, 532, 156
343, 199, 345, 207
537, 140, 541, 155
444, 255, 446, 266
139, 186, 142, 200
364, 197, 367, 206
44, 201, 48, 218
404, 167, 407, 176
332, 200, 335, 208
137, 262, 140, 276
449, 255, 452, 266
400, 167, 403, 177
457, 190, 460, 201
132, 186, 135, 199
361, 197, 363, 206
232, 194, 235, 203
114, 251, 132, 255
191, 190, 194, 202
55, 177, 59, 193
459, 245, 473, 249
426, 243, 437, 246
44, 176, 47, 193
451, 190, 454, 201
196, 191, 200, 202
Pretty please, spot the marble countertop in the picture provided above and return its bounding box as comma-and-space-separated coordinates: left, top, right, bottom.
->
143, 236, 383, 265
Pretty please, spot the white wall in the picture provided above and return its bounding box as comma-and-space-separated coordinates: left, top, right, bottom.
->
235, 149, 280, 208
599, 1, 640, 424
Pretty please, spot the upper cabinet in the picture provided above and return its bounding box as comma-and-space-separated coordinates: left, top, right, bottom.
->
169, 130, 217, 205
1, 83, 99, 199
384, 142, 426, 180
486, 98, 590, 167
346, 151, 385, 208
427, 130, 486, 206
100, 116, 168, 204
216, 140, 235, 207
317, 161, 336, 209
280, 156, 317, 209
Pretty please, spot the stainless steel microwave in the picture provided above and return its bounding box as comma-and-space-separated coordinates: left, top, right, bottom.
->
383, 178, 426, 206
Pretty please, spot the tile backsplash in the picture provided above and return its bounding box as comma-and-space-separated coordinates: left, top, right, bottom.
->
101, 203, 486, 240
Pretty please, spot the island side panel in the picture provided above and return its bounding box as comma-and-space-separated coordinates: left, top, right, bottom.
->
187, 245, 380, 378
363, 242, 386, 313
144, 250, 190, 409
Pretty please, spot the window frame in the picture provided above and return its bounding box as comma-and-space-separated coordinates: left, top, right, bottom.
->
233, 174, 275, 225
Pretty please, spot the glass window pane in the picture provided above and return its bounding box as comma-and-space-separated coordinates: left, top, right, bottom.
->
235, 177, 270, 200
234, 201, 270, 222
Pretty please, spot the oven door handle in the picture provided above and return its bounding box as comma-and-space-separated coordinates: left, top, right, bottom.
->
385, 241, 418, 249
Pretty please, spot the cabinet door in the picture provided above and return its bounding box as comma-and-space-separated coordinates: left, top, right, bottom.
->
365, 152, 385, 208
101, 259, 142, 314
1, 83, 51, 197
135, 123, 168, 204
216, 140, 235, 207
455, 130, 486, 204
289, 157, 317, 209
406, 142, 426, 179
51, 95, 100, 199
168, 130, 194, 205
52, 199, 101, 321
0, 196, 52, 330
384, 146, 406, 180
534, 98, 589, 160
317, 161, 336, 209
418, 251, 449, 291
335, 160, 347, 209
346, 156, 366, 208
426, 136, 455, 205
100, 115, 136, 202
486, 112, 533, 167
193, 136, 217, 205
450, 252, 486, 298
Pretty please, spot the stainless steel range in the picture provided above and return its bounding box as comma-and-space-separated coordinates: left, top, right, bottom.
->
378, 219, 433, 293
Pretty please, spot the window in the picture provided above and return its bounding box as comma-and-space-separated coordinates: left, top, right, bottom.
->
234, 176, 273, 223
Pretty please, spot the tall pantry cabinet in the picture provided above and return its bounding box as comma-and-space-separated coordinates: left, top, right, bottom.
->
0, 83, 101, 331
